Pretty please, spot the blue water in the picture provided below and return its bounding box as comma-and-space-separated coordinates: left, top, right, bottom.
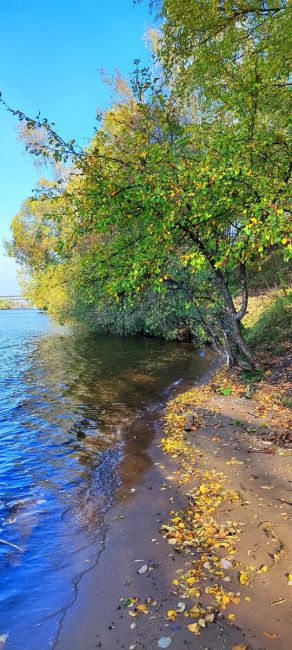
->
0, 310, 211, 649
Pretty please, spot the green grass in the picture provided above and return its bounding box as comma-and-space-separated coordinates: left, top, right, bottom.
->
244, 290, 292, 356
240, 368, 265, 384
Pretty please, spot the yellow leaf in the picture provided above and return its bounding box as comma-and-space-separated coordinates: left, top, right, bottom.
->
239, 571, 250, 585
260, 564, 269, 573
199, 483, 208, 494
187, 623, 200, 635
137, 604, 148, 613
167, 610, 177, 621
232, 646, 249, 650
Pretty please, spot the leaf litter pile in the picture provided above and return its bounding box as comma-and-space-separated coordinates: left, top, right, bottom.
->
159, 383, 248, 638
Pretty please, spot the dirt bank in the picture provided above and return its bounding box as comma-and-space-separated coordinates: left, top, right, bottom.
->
55, 365, 292, 650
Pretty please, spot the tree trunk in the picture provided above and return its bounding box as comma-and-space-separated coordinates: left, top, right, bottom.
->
199, 317, 237, 368
214, 267, 260, 370
230, 318, 260, 369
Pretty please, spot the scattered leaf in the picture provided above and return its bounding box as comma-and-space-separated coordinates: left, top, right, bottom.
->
167, 610, 177, 621
137, 604, 148, 613
263, 631, 279, 640
204, 612, 214, 623
259, 564, 269, 573
239, 571, 250, 585
222, 387, 233, 396
187, 622, 200, 634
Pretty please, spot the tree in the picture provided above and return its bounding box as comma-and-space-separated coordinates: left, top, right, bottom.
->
72, 74, 290, 368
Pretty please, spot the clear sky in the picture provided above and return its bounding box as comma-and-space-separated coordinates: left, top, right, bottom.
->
0, 0, 151, 295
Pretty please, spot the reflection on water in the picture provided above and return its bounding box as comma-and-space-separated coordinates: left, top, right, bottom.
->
0, 310, 212, 649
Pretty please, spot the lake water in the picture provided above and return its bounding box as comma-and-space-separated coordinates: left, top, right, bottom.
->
0, 310, 212, 649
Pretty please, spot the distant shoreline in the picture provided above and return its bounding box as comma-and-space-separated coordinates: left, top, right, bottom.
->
0, 305, 36, 311
0, 299, 32, 310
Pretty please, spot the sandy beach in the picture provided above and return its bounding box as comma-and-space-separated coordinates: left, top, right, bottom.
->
54, 364, 292, 650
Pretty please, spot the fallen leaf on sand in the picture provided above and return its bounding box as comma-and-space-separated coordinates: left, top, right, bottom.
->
263, 631, 279, 640
239, 571, 250, 585
158, 637, 172, 648
259, 564, 269, 573
137, 604, 148, 613
205, 612, 214, 623
167, 610, 177, 621
187, 622, 200, 634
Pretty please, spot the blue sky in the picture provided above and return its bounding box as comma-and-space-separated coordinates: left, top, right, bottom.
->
0, 0, 151, 294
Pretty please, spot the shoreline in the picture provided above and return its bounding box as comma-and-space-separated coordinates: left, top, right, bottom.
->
54, 361, 292, 650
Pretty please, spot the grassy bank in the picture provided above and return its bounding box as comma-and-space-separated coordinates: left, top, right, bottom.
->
244, 290, 292, 361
